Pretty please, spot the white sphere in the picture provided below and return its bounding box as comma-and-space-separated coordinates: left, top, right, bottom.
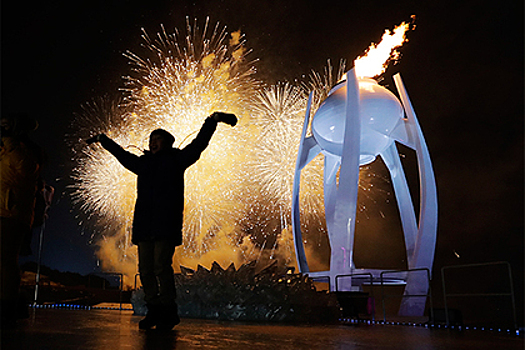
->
311, 78, 404, 164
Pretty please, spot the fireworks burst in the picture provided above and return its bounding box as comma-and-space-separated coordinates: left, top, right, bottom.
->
69, 96, 140, 278
246, 82, 327, 264
304, 59, 347, 114
120, 19, 259, 259
70, 19, 264, 281
251, 82, 309, 205
70, 96, 136, 231
70, 18, 400, 284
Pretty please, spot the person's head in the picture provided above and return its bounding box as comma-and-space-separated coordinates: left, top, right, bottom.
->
149, 129, 175, 154
1, 113, 38, 138
0, 117, 14, 137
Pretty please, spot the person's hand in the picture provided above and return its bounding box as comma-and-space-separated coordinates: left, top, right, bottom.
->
86, 134, 106, 144
212, 112, 237, 127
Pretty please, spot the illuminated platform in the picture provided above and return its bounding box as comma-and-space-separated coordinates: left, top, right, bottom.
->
1, 308, 522, 349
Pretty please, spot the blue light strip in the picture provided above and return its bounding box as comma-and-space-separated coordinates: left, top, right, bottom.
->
30, 303, 133, 311
339, 318, 522, 336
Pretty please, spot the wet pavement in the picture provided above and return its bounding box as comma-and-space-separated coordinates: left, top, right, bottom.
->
1, 308, 523, 350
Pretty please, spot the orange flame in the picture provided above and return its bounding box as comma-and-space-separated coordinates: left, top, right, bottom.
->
354, 21, 410, 78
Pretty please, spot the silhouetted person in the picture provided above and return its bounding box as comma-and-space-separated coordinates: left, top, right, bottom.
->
87, 112, 237, 330
0, 113, 43, 329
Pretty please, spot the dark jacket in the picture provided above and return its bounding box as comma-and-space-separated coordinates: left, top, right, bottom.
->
100, 117, 218, 245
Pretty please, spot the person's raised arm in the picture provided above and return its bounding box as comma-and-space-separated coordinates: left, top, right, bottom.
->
86, 134, 141, 174
181, 112, 237, 166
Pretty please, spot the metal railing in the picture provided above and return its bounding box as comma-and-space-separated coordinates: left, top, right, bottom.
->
335, 272, 375, 320
88, 272, 124, 310
335, 272, 374, 293
380, 268, 433, 322
441, 261, 517, 329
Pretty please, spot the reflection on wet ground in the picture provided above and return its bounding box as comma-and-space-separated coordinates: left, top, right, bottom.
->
1, 309, 523, 350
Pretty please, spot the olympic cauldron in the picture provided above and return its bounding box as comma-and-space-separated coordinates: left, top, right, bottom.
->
292, 68, 437, 316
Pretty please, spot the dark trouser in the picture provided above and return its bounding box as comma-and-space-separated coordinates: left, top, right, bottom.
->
137, 240, 177, 306
0, 218, 27, 325
0, 218, 26, 302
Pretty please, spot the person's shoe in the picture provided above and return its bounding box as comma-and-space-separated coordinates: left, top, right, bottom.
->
156, 304, 180, 330
138, 304, 160, 330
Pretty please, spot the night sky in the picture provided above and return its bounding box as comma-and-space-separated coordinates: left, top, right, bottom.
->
2, 0, 523, 307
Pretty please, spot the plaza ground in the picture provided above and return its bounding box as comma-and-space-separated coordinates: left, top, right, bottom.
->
2, 308, 523, 350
